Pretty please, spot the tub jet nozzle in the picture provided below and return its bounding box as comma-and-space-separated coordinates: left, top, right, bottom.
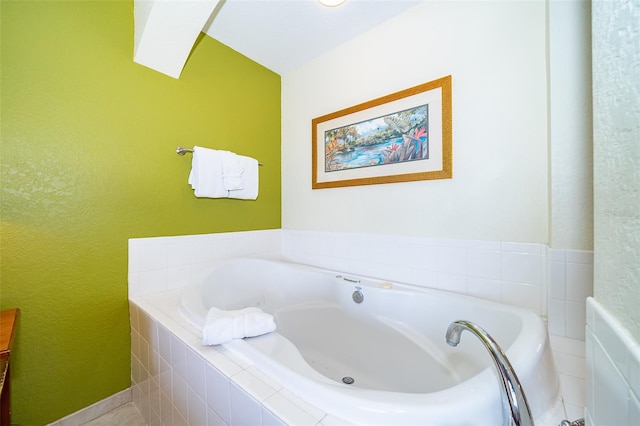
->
352, 287, 364, 304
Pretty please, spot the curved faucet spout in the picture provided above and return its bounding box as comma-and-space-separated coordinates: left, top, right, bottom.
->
446, 320, 534, 426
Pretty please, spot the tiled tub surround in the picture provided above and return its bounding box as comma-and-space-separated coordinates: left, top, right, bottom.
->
586, 298, 640, 425
130, 295, 325, 426
129, 229, 593, 424
128, 230, 282, 298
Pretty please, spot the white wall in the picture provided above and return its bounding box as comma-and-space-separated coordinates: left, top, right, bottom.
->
548, 0, 593, 251
592, 0, 640, 340
587, 0, 639, 424
282, 1, 549, 243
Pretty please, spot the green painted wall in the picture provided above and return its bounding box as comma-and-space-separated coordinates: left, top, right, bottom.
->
0, 1, 281, 424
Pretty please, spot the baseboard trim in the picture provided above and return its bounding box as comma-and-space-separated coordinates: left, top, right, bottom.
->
46, 388, 132, 426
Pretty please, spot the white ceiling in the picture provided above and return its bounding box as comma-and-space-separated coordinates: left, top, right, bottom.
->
202, 0, 423, 75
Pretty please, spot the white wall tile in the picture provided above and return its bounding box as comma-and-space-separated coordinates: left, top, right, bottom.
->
158, 358, 172, 400
245, 367, 284, 393
436, 272, 467, 294
128, 272, 141, 297
277, 389, 325, 422
172, 408, 188, 426
188, 388, 208, 426
137, 241, 169, 272
467, 248, 501, 279
548, 298, 566, 336
157, 324, 172, 363
554, 351, 586, 379
129, 230, 282, 297
149, 376, 161, 422
262, 407, 288, 426
548, 260, 566, 300
129, 302, 139, 332
409, 268, 437, 289
559, 373, 586, 408
172, 371, 189, 420
231, 370, 278, 403
501, 241, 544, 254
167, 265, 192, 290
586, 298, 640, 426
171, 334, 188, 380
263, 392, 322, 426
381, 235, 414, 268
592, 339, 628, 425
467, 277, 502, 302
149, 348, 160, 380
565, 250, 593, 264
501, 251, 543, 285
131, 353, 141, 386
502, 282, 541, 312
565, 301, 586, 340
139, 269, 168, 295
550, 335, 585, 358
207, 406, 226, 426
563, 403, 585, 424
160, 391, 173, 425
186, 347, 207, 399
566, 262, 593, 302
205, 351, 245, 378
584, 330, 595, 421
139, 379, 150, 424
205, 363, 231, 425
593, 306, 628, 373
349, 235, 378, 264
191, 239, 219, 265
230, 382, 263, 426
139, 338, 150, 379
145, 316, 159, 349
370, 262, 412, 285
437, 245, 467, 275
547, 248, 566, 263
167, 240, 198, 269
410, 238, 438, 271
136, 307, 150, 340
131, 329, 141, 363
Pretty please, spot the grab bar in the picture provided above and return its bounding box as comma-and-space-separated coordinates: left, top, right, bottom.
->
446, 320, 534, 426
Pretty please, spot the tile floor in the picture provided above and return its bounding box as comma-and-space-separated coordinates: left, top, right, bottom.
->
81, 403, 146, 426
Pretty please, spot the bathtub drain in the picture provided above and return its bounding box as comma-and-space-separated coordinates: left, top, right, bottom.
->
342, 376, 354, 385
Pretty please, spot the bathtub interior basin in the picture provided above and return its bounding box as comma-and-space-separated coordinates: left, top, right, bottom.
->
179, 258, 560, 425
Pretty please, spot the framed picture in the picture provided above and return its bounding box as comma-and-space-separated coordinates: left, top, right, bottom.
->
312, 75, 452, 189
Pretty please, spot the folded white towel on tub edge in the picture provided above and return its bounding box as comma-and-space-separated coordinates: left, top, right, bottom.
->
201, 306, 276, 345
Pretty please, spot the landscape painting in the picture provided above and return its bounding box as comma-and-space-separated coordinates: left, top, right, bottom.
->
312, 75, 453, 189
324, 105, 429, 172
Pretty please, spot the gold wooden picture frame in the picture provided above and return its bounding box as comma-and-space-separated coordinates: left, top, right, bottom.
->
312, 75, 452, 189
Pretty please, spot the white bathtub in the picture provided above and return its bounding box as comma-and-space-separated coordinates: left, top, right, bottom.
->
179, 258, 560, 425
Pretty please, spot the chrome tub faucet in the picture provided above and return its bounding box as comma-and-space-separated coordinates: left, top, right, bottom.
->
446, 320, 534, 426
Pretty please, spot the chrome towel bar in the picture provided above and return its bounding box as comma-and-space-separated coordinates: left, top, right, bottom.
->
176, 146, 263, 166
